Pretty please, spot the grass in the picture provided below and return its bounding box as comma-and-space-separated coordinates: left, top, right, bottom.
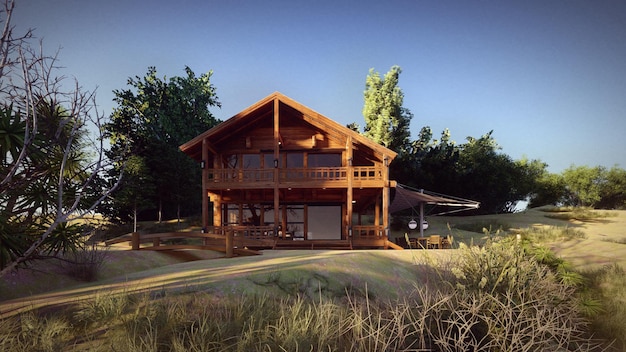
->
0, 237, 614, 351
541, 206, 618, 221
513, 225, 587, 242
1, 207, 625, 351
453, 219, 512, 234
583, 264, 626, 349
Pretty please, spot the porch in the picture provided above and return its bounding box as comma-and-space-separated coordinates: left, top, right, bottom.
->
104, 224, 402, 256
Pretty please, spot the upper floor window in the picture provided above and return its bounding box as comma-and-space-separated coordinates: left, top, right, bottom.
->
242, 154, 260, 169
223, 154, 239, 169
285, 153, 304, 168
308, 153, 341, 167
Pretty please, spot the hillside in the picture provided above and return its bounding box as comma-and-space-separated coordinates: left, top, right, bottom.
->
1, 208, 625, 318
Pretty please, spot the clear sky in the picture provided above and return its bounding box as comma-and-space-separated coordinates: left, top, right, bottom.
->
13, 0, 626, 173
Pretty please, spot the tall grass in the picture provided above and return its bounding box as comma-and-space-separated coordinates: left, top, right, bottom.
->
514, 225, 587, 242
1, 237, 614, 351
541, 206, 618, 221
583, 264, 626, 350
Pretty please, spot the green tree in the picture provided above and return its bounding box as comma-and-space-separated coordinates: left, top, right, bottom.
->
362, 66, 412, 155
562, 165, 605, 207
598, 166, 626, 209
528, 171, 567, 207
403, 128, 544, 214
103, 66, 220, 223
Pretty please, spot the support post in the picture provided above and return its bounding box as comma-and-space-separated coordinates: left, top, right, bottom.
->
273, 98, 280, 231
346, 136, 353, 240
382, 155, 390, 240
131, 232, 140, 250
226, 229, 234, 258
202, 138, 209, 230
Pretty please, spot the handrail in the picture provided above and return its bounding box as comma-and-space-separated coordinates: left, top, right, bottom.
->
207, 166, 384, 184
352, 225, 385, 238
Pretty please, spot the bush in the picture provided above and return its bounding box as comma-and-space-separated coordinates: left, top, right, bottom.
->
58, 243, 108, 282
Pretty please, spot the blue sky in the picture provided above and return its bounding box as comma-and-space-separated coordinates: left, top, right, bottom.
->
14, 0, 626, 173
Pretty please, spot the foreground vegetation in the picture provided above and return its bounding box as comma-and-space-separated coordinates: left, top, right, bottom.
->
2, 226, 624, 351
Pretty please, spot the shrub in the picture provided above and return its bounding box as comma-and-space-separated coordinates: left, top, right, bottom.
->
58, 243, 109, 282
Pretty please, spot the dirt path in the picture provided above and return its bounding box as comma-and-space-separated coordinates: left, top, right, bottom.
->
549, 211, 626, 269
0, 250, 450, 318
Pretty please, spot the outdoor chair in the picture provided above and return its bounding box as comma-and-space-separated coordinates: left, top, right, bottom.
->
427, 235, 441, 249
441, 235, 453, 249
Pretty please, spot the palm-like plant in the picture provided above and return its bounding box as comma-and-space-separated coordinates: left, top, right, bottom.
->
0, 100, 92, 270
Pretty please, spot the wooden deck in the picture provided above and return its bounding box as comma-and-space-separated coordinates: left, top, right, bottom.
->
104, 227, 403, 255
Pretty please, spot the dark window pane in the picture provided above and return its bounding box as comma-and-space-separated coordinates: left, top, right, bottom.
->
242, 154, 260, 169
308, 153, 341, 167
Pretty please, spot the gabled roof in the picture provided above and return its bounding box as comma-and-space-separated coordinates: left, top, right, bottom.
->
179, 92, 398, 161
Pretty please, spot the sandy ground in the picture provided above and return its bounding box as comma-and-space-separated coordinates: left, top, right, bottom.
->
1, 208, 624, 318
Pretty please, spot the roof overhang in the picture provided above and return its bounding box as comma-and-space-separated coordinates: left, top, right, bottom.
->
179, 92, 398, 162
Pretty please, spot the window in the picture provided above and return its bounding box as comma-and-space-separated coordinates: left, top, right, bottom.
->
263, 154, 275, 168
223, 154, 239, 169
308, 153, 341, 167
285, 152, 304, 168
242, 154, 260, 169
286, 205, 304, 238
225, 204, 240, 226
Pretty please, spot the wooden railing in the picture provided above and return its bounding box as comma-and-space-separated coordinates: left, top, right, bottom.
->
105, 224, 395, 254
207, 166, 384, 185
351, 225, 385, 238
203, 225, 276, 239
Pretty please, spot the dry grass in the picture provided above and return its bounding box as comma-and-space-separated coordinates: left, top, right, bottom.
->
1, 208, 625, 350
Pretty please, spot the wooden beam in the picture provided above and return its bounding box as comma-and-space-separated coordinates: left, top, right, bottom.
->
382, 155, 390, 239
202, 138, 209, 230
346, 135, 353, 239
273, 98, 280, 229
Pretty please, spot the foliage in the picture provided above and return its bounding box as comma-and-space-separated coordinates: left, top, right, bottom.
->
598, 166, 626, 209
362, 65, 413, 155
562, 165, 605, 207
0, 0, 121, 275
529, 170, 568, 207
583, 264, 626, 349
530, 166, 625, 209
103, 66, 220, 223
400, 128, 544, 214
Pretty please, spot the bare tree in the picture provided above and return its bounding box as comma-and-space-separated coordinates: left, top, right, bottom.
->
0, 0, 124, 276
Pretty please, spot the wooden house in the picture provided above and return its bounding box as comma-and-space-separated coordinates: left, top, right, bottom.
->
180, 92, 402, 250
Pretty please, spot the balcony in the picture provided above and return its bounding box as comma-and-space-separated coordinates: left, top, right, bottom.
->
206, 166, 384, 189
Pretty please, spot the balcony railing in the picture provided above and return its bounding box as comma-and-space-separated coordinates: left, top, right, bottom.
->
207, 166, 383, 185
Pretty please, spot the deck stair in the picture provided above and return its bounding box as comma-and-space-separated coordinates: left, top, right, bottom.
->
273, 239, 353, 250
